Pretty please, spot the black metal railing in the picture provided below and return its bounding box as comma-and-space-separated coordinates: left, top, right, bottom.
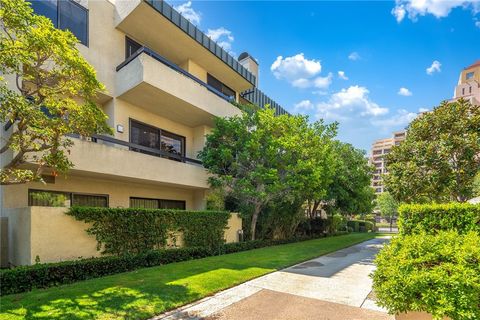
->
89, 134, 203, 165
116, 46, 234, 103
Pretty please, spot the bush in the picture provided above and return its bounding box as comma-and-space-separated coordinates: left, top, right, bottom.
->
347, 220, 374, 232
398, 203, 480, 235
372, 231, 480, 320
1, 232, 355, 296
66, 207, 231, 254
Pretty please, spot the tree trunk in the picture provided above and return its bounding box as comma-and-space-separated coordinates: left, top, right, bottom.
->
250, 204, 261, 240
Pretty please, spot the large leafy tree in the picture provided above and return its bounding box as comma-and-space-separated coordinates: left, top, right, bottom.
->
0, 0, 111, 185
375, 192, 398, 230
384, 99, 480, 203
199, 107, 336, 240
326, 142, 375, 215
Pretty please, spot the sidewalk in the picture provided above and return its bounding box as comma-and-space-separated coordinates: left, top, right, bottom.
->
154, 237, 393, 320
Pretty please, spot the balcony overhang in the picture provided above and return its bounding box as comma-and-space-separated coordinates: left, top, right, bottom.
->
115, 51, 242, 127
68, 138, 209, 189
115, 0, 254, 93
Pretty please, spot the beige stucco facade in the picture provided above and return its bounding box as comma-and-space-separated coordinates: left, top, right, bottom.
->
3, 207, 242, 266
453, 60, 480, 105
0, 0, 257, 265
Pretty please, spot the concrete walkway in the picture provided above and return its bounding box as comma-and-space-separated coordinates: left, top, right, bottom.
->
154, 237, 393, 320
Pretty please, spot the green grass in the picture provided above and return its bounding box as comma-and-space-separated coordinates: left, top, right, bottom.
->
0, 233, 374, 320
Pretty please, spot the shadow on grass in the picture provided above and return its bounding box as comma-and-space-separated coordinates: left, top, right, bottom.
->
1, 234, 374, 320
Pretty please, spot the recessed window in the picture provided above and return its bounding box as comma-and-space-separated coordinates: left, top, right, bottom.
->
207, 74, 236, 100
466, 71, 474, 80
125, 37, 142, 59
130, 119, 185, 161
130, 197, 186, 210
28, 189, 108, 207
30, 0, 88, 46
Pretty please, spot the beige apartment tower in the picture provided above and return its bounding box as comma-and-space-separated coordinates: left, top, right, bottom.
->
0, 0, 286, 265
453, 60, 480, 105
370, 131, 406, 194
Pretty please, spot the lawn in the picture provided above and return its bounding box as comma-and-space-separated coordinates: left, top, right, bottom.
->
0, 233, 374, 320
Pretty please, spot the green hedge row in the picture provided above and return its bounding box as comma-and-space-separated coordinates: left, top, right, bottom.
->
398, 203, 480, 235
1, 233, 354, 296
66, 207, 231, 255
372, 231, 480, 320
346, 220, 374, 232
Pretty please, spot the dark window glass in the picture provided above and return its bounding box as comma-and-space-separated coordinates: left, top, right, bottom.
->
72, 194, 108, 207
159, 200, 186, 210
29, 190, 69, 207
130, 197, 186, 210
58, 0, 88, 46
30, 0, 58, 26
130, 120, 160, 156
126, 37, 142, 59
161, 130, 185, 161
207, 74, 236, 99
130, 120, 185, 160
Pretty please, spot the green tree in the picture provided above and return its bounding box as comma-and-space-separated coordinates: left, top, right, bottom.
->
0, 0, 111, 185
327, 142, 375, 215
199, 107, 336, 240
384, 99, 480, 203
375, 192, 398, 231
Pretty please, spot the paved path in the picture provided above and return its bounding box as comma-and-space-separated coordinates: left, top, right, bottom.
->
154, 237, 393, 320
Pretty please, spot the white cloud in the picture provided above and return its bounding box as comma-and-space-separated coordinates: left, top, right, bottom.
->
419, 107, 430, 112
392, 0, 480, 25
293, 100, 315, 114
174, 1, 201, 25
313, 73, 333, 89
348, 52, 361, 61
338, 71, 349, 80
476, 20, 480, 28
426, 60, 441, 75
206, 27, 234, 52
371, 109, 418, 128
271, 53, 322, 82
316, 86, 388, 121
271, 54, 333, 89
398, 87, 413, 96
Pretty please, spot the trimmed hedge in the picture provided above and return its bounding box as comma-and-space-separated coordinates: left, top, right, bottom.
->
1, 233, 354, 296
346, 220, 374, 232
398, 203, 480, 235
372, 231, 480, 320
66, 207, 231, 254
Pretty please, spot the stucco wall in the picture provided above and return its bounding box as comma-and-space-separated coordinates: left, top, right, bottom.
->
3, 207, 242, 266
2, 174, 200, 209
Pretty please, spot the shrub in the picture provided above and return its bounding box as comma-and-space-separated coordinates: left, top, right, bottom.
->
0, 232, 358, 296
372, 231, 480, 320
398, 203, 480, 235
347, 220, 374, 232
66, 207, 231, 254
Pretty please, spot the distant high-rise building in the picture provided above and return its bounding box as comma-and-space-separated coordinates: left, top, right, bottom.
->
370, 131, 406, 195
453, 60, 480, 105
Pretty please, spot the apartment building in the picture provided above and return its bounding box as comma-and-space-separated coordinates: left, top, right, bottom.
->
370, 131, 406, 194
0, 0, 286, 265
452, 60, 480, 105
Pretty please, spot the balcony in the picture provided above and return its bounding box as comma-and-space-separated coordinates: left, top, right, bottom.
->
114, 0, 254, 93
68, 136, 209, 189
115, 47, 242, 127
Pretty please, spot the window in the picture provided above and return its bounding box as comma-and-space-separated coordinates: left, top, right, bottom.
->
130, 119, 185, 161
462, 88, 465, 95
30, 0, 88, 46
125, 37, 142, 59
28, 190, 108, 207
375, 188, 382, 193
469, 86, 472, 94
207, 74, 236, 100
466, 71, 474, 80
130, 197, 186, 210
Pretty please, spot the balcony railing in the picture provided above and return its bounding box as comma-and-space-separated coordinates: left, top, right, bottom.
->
90, 134, 203, 165
116, 46, 235, 103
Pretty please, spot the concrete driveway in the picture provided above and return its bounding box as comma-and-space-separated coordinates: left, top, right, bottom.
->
155, 237, 393, 320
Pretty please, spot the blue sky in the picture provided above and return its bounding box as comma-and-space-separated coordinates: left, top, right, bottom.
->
170, 0, 480, 152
